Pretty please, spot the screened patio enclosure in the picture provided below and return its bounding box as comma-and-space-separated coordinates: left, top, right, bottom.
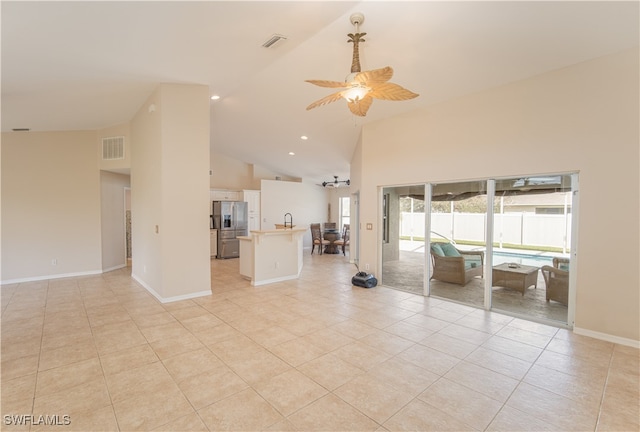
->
381, 174, 575, 326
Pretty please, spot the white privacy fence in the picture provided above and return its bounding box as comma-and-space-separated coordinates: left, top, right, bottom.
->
401, 212, 572, 250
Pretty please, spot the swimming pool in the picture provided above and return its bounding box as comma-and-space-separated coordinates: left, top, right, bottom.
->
400, 240, 564, 267
492, 250, 555, 267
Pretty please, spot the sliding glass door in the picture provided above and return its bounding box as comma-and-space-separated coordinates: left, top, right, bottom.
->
380, 173, 576, 327
380, 185, 426, 294
489, 175, 572, 324
427, 180, 488, 307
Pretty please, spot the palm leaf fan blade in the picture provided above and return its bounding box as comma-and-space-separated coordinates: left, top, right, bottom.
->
347, 95, 373, 117
305, 79, 348, 89
355, 66, 393, 85
369, 82, 419, 101
306, 90, 346, 111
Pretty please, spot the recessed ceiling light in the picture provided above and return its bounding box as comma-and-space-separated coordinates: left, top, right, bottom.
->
288, 152, 295, 156
300, 135, 308, 140
211, 95, 220, 100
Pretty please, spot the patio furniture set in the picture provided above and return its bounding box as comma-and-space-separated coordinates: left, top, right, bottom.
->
430, 242, 569, 306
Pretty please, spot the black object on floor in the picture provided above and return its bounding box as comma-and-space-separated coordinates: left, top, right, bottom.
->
352, 271, 378, 288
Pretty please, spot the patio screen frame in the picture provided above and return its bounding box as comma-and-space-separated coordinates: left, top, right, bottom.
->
412, 172, 578, 327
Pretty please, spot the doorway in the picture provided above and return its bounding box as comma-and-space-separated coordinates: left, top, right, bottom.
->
380, 185, 426, 294
488, 175, 573, 324
380, 173, 576, 327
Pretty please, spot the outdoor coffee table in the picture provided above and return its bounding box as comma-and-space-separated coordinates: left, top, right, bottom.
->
492, 263, 539, 296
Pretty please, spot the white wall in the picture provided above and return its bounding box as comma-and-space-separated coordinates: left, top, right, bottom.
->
131, 83, 211, 301
210, 153, 254, 190
355, 49, 639, 343
210, 153, 301, 191
1, 131, 102, 282
100, 171, 130, 271
260, 179, 329, 249
161, 84, 211, 299
130, 89, 163, 293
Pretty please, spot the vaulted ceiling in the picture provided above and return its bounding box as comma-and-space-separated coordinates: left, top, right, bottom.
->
2, 1, 638, 185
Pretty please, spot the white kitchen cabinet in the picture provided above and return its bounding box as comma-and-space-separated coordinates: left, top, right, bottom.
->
210, 229, 218, 257
242, 190, 260, 213
242, 190, 261, 231
211, 190, 239, 201
248, 214, 261, 232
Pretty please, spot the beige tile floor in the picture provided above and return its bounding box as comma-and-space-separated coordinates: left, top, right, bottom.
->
1, 253, 638, 431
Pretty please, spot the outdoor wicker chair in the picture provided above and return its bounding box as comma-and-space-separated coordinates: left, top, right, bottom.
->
430, 242, 484, 286
542, 257, 569, 305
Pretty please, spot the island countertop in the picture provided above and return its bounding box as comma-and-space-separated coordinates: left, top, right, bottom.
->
238, 226, 306, 286
238, 226, 307, 238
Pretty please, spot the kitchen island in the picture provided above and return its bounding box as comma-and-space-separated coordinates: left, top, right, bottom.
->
237, 226, 307, 286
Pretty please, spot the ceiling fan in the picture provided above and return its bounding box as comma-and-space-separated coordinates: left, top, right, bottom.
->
322, 176, 350, 188
305, 12, 419, 117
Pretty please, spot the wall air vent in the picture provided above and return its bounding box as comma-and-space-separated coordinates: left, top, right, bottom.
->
102, 136, 125, 160
262, 34, 287, 48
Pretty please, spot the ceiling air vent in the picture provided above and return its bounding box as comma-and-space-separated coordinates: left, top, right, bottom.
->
102, 136, 125, 160
262, 34, 287, 48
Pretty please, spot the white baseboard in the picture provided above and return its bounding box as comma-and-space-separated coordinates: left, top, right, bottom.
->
102, 264, 127, 273
131, 273, 211, 304
573, 326, 640, 349
1, 269, 102, 285
251, 274, 299, 286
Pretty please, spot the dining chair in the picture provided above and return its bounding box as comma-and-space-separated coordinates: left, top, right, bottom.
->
310, 223, 329, 255
333, 224, 349, 255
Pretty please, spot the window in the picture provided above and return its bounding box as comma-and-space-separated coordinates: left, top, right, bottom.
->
339, 197, 350, 230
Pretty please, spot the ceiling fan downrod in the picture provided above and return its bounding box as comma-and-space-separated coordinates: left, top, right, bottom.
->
348, 13, 366, 74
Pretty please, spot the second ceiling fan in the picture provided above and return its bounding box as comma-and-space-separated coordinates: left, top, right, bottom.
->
305, 12, 419, 117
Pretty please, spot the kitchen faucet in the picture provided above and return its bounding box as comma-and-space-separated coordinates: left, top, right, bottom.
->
284, 213, 293, 229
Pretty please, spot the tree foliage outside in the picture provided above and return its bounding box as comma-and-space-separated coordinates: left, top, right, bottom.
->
401, 196, 501, 213
399, 197, 425, 213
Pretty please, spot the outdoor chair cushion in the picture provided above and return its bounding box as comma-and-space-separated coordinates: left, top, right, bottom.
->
430, 245, 485, 286
464, 256, 482, 270
431, 243, 445, 256
440, 243, 461, 257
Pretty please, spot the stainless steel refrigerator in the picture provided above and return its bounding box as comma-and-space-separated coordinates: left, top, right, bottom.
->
212, 201, 248, 259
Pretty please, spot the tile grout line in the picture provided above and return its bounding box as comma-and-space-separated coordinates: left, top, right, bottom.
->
591, 345, 616, 432
30, 279, 49, 420
84, 275, 123, 432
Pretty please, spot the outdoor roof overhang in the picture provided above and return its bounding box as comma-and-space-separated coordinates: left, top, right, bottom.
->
393, 175, 573, 201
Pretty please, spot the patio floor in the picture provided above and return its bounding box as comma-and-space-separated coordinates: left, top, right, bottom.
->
381, 244, 568, 324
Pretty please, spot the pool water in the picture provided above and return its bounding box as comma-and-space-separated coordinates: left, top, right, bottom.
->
492, 251, 554, 267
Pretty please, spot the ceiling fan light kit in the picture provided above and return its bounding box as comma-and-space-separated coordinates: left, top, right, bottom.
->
322, 176, 350, 188
305, 12, 419, 117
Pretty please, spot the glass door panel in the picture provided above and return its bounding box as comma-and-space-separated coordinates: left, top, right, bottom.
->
490, 175, 571, 324
381, 185, 426, 294
428, 180, 487, 307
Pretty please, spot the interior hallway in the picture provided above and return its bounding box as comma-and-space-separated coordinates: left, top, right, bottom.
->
1, 253, 638, 431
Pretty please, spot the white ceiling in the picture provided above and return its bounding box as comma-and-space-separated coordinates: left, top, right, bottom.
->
2, 1, 638, 184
